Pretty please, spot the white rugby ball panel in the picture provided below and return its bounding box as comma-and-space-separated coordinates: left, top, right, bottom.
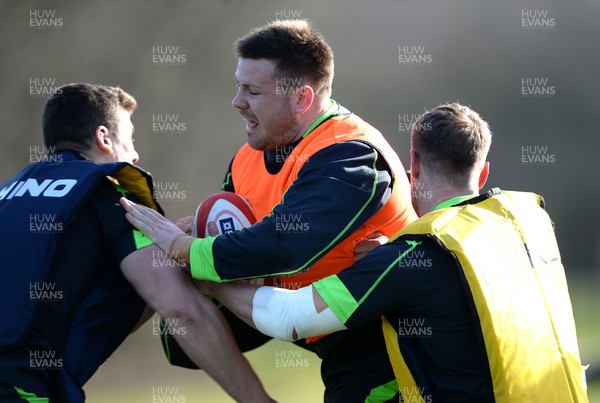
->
192, 192, 256, 238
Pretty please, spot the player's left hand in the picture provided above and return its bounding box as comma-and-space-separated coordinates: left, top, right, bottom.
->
120, 197, 187, 257
354, 231, 388, 261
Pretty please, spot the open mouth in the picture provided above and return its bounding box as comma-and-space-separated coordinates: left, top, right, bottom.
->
246, 119, 259, 132
242, 115, 259, 132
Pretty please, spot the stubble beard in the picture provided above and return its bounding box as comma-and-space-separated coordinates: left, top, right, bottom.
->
248, 102, 301, 151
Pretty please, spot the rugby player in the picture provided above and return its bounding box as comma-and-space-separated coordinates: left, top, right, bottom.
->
126, 103, 588, 402
0, 83, 272, 402
123, 19, 417, 402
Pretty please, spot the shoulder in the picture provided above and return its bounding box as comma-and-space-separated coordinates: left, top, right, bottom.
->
304, 140, 378, 168
362, 235, 456, 271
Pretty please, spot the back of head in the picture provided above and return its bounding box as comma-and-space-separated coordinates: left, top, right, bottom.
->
411, 103, 492, 186
42, 83, 137, 154
235, 19, 334, 95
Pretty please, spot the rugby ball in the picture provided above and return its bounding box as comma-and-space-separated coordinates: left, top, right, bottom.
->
191, 192, 272, 286
192, 192, 256, 238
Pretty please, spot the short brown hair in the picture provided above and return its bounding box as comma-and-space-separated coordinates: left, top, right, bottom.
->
411, 103, 492, 183
42, 83, 137, 153
235, 20, 334, 94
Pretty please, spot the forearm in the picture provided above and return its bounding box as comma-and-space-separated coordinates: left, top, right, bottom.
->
121, 247, 273, 402
201, 281, 261, 329
191, 166, 391, 281
120, 142, 393, 282
178, 290, 273, 402
205, 282, 346, 342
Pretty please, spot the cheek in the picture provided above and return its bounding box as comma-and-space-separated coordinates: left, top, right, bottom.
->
126, 143, 137, 156
261, 104, 283, 127
115, 141, 133, 157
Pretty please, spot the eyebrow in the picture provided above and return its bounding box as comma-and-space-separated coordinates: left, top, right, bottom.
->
234, 76, 265, 90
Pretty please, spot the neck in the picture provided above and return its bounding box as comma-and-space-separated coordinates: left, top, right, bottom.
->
79, 146, 114, 164
415, 180, 479, 216
295, 97, 332, 140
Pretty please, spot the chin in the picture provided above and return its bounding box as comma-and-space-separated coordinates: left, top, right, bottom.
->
247, 139, 263, 151
247, 135, 269, 151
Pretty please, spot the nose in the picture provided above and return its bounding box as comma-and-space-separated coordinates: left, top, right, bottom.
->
231, 88, 247, 110
132, 151, 140, 164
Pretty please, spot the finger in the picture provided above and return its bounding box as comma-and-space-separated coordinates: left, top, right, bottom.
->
121, 198, 158, 236
123, 202, 154, 226
365, 231, 384, 240
176, 215, 193, 223
175, 216, 193, 233
120, 197, 155, 222
122, 198, 166, 227
131, 202, 164, 223
125, 212, 156, 238
354, 236, 388, 254
354, 239, 379, 254
119, 197, 134, 211
354, 252, 367, 262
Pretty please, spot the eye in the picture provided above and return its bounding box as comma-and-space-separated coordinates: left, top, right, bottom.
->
234, 82, 258, 96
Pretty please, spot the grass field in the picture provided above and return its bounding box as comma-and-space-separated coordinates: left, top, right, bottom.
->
569, 274, 600, 402
85, 272, 600, 402
85, 335, 324, 402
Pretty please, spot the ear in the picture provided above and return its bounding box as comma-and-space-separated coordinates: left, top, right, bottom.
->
410, 149, 420, 181
94, 125, 113, 154
292, 84, 314, 115
478, 161, 490, 189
